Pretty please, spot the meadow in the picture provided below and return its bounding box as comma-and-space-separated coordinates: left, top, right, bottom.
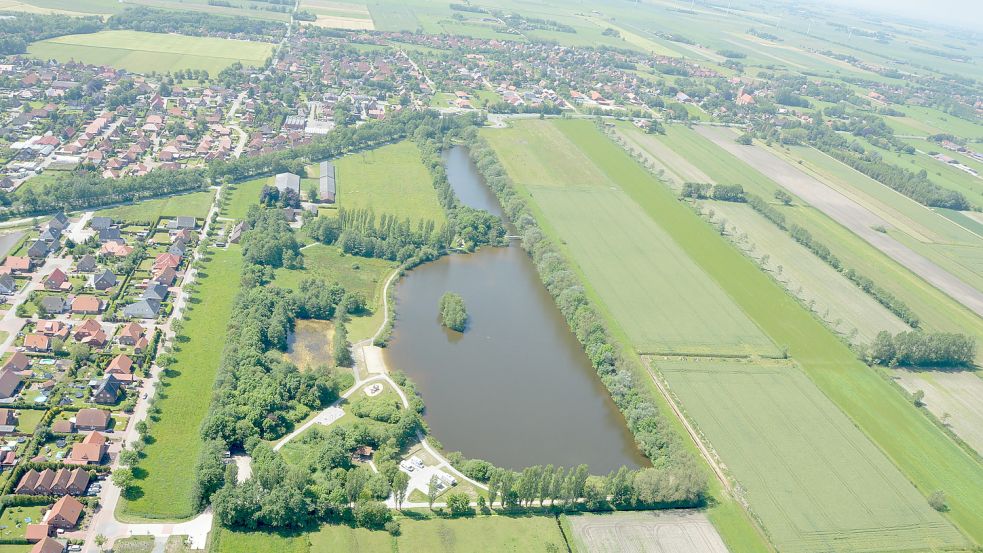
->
221, 177, 267, 220
299, 0, 374, 30
119, 246, 243, 520
707, 200, 909, 344
659, 358, 964, 553
27, 30, 273, 74
97, 190, 215, 223
484, 120, 778, 357
335, 140, 446, 224
0, 0, 119, 15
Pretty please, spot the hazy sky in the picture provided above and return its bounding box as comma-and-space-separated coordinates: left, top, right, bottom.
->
822, 0, 983, 30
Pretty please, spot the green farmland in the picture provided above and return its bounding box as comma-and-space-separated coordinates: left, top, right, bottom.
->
97, 190, 216, 223
120, 246, 243, 520
335, 140, 446, 224
484, 120, 779, 357
27, 30, 273, 74
660, 358, 964, 553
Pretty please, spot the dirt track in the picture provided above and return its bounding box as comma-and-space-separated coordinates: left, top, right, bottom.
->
697, 126, 983, 318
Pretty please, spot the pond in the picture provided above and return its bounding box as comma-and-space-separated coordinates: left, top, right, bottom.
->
383, 146, 646, 473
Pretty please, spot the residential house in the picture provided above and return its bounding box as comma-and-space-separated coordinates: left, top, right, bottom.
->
39, 296, 66, 315
36, 320, 69, 339
97, 228, 122, 243
142, 282, 168, 302
92, 269, 116, 291
123, 298, 160, 319
45, 495, 83, 529
0, 274, 16, 295
72, 319, 106, 347
75, 254, 97, 273
51, 419, 74, 433
2, 352, 30, 372
152, 253, 181, 274
229, 221, 248, 244
75, 408, 110, 431
117, 322, 145, 346
44, 268, 70, 291
92, 375, 120, 404
24, 523, 50, 543
71, 295, 102, 315
166, 216, 196, 231
24, 334, 50, 352
153, 266, 176, 286
88, 217, 112, 231
30, 537, 64, 553
66, 431, 107, 464
27, 240, 51, 260
47, 212, 69, 233
0, 408, 17, 433
0, 370, 22, 399
99, 241, 133, 257
3, 256, 32, 273
106, 354, 133, 376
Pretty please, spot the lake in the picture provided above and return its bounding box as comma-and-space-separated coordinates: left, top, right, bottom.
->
383, 146, 645, 473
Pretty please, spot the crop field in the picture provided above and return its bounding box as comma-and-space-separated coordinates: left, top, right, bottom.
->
300, 0, 374, 29
0, 0, 118, 15
707, 201, 909, 344
27, 31, 273, 74
335, 140, 445, 225
566, 511, 729, 553
659, 358, 964, 553
894, 368, 983, 456
484, 120, 778, 357
615, 124, 712, 189
97, 190, 215, 223
366, 1, 420, 32
119, 246, 243, 520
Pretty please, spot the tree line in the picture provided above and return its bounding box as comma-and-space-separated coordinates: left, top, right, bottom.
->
0, 13, 102, 55
107, 7, 286, 42
745, 193, 921, 328
868, 331, 975, 367
466, 135, 707, 506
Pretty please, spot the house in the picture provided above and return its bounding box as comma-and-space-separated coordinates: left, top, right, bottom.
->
24, 334, 50, 352
2, 351, 30, 372
51, 419, 74, 433
106, 354, 133, 376
47, 212, 69, 232
39, 296, 66, 315
0, 369, 23, 399
117, 322, 145, 346
65, 468, 89, 495
72, 319, 101, 342
66, 431, 107, 464
97, 228, 122, 243
123, 299, 160, 319
71, 295, 102, 315
75, 254, 97, 273
75, 408, 110, 431
30, 537, 63, 553
45, 495, 83, 529
34, 468, 55, 494
99, 241, 133, 257
88, 216, 112, 231
28, 240, 56, 260
43, 268, 70, 291
36, 320, 69, 339
153, 266, 176, 287
152, 253, 181, 274
14, 469, 39, 494
142, 282, 168, 302
92, 269, 116, 290
166, 216, 196, 231
3, 256, 32, 273
24, 523, 50, 543
92, 375, 120, 404
0, 408, 16, 432
229, 221, 248, 244
274, 172, 301, 195
0, 274, 16, 295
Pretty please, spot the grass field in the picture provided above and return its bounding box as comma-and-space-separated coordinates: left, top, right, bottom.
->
567, 511, 728, 553
300, 0, 374, 29
707, 200, 909, 344
120, 246, 243, 520
212, 528, 310, 553
484, 120, 777, 357
894, 367, 983, 456
97, 190, 215, 223
27, 30, 273, 74
660, 358, 964, 553
221, 177, 266, 220
0, 0, 118, 15
335, 140, 445, 225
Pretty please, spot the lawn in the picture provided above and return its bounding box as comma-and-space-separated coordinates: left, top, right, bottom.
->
660, 358, 964, 553
119, 246, 243, 520
27, 30, 273, 74
221, 177, 266, 220
484, 120, 778, 357
335, 140, 445, 224
707, 200, 909, 344
0, 506, 44, 540
211, 528, 310, 553
97, 190, 216, 224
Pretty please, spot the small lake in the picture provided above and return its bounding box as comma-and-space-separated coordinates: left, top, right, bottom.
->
383, 147, 646, 473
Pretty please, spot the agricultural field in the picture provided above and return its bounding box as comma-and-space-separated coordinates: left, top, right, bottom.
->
335, 140, 446, 225
893, 368, 983, 455
97, 190, 216, 223
299, 0, 374, 29
659, 358, 964, 553
484, 120, 778, 357
0, 0, 119, 15
27, 30, 273, 74
119, 246, 243, 520
221, 177, 267, 221
566, 510, 729, 553
706, 200, 909, 344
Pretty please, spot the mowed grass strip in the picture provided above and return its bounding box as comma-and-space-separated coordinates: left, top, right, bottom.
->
581, 120, 983, 543
119, 246, 243, 520
96, 190, 216, 223
28, 30, 272, 74
486, 120, 778, 357
660, 359, 964, 553
335, 140, 446, 224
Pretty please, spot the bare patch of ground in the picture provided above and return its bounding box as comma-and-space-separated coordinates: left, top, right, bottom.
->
567, 510, 729, 553
894, 368, 983, 455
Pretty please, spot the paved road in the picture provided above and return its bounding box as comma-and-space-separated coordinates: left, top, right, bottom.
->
697, 126, 983, 318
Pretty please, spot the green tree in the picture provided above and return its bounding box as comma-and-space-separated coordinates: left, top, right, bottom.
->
392, 470, 410, 510
439, 292, 467, 332
446, 492, 472, 516
427, 474, 440, 510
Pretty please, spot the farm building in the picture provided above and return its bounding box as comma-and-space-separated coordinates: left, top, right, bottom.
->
274, 172, 300, 195
319, 161, 336, 203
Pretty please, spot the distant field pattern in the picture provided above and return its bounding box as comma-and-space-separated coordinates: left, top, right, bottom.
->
568, 511, 729, 553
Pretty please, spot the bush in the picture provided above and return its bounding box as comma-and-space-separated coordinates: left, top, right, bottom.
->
928, 490, 947, 512
353, 501, 391, 529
